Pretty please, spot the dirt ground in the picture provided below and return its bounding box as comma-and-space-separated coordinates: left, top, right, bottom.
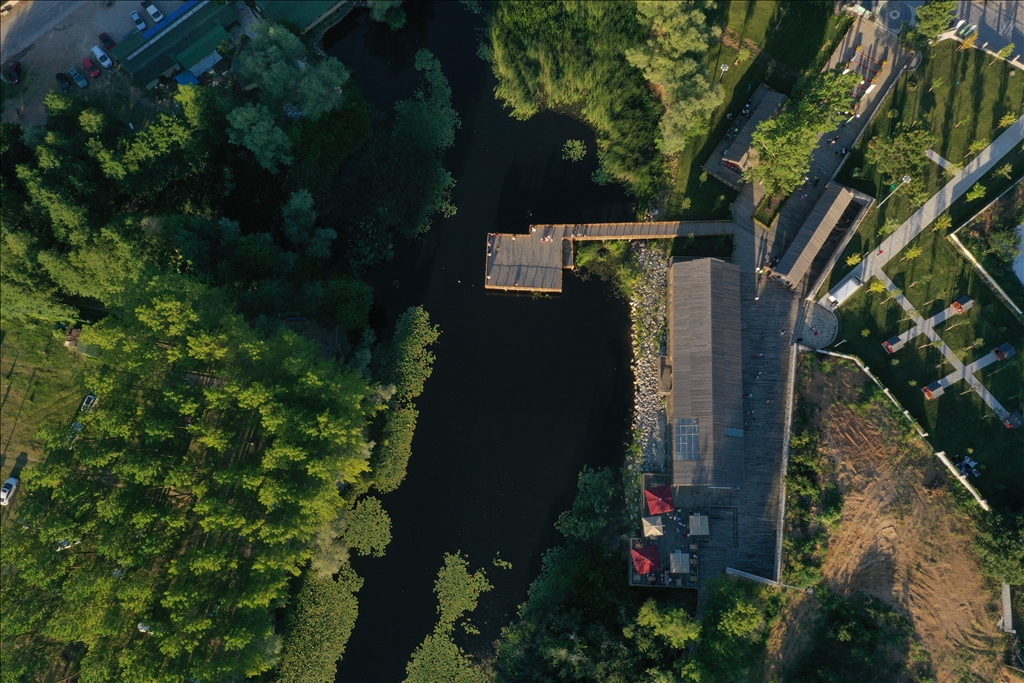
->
766, 356, 1015, 682
1, 0, 187, 126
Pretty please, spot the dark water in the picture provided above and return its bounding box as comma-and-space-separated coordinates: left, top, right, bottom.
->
324, 5, 635, 681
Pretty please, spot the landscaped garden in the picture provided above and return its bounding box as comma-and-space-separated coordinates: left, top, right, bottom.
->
835, 281, 1024, 512
824, 40, 1023, 290
954, 176, 1024, 308
663, 0, 852, 220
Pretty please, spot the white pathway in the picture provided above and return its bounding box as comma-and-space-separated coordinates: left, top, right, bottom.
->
883, 298, 972, 352
924, 148, 953, 170
873, 270, 1011, 419
823, 114, 1024, 306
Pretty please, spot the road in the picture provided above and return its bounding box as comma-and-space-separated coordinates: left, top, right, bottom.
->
0, 0, 88, 63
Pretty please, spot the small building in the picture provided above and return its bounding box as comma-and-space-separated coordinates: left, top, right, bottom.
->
254, 0, 350, 34
688, 513, 710, 537
703, 85, 788, 189
774, 183, 864, 288
111, 0, 238, 89
922, 381, 945, 400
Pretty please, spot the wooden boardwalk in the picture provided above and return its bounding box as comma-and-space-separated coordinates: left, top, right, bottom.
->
484, 221, 735, 292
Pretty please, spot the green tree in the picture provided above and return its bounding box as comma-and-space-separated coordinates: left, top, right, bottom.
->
744, 111, 819, 196
371, 405, 418, 493
965, 183, 986, 201
965, 138, 989, 159
989, 42, 1015, 66
237, 22, 350, 121
845, 253, 862, 267
931, 213, 952, 232
382, 306, 440, 403
369, 0, 406, 29
344, 496, 392, 557
78, 108, 106, 135
998, 113, 1018, 129
554, 466, 616, 540
912, 0, 957, 39
227, 103, 293, 172
993, 163, 1014, 180
404, 554, 492, 683
988, 227, 1022, 263
869, 279, 887, 294
974, 512, 1024, 583
562, 139, 586, 161
277, 568, 363, 683
865, 123, 934, 183
628, 599, 701, 650
901, 244, 923, 261
625, 0, 723, 154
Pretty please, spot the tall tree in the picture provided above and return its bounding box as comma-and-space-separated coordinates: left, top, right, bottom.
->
625, 0, 723, 154
227, 103, 294, 172
744, 111, 819, 196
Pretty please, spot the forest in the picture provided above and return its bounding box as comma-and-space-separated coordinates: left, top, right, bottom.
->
0, 17, 453, 683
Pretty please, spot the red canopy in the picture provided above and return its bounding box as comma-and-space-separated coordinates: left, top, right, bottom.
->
632, 545, 662, 575
645, 486, 675, 514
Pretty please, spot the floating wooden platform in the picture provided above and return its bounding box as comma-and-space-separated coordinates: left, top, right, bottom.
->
484, 221, 735, 292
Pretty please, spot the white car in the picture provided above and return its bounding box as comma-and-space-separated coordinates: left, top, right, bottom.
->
81, 393, 97, 411
0, 477, 18, 506
90, 46, 113, 69
131, 10, 147, 31
142, 1, 164, 23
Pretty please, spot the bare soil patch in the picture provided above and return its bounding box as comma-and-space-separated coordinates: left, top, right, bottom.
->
768, 354, 1009, 682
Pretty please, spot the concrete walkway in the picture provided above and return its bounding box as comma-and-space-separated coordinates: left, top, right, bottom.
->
823, 114, 1024, 307
873, 269, 1011, 419
925, 148, 953, 171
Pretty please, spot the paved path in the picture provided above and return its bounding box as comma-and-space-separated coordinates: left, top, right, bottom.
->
883, 298, 971, 352
925, 148, 953, 170
873, 269, 1010, 419
1014, 222, 1024, 287
823, 114, 1024, 307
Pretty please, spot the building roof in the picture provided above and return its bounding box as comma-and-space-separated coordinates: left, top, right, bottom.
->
112, 1, 236, 87
775, 183, 856, 285
256, 0, 346, 32
722, 88, 787, 170
668, 258, 744, 488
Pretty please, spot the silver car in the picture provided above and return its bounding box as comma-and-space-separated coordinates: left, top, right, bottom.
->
131, 10, 147, 31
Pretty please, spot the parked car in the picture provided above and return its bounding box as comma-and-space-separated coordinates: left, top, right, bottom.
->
141, 1, 164, 23
68, 67, 88, 88
130, 10, 147, 31
99, 32, 116, 50
91, 45, 113, 68
82, 58, 100, 78
81, 393, 97, 411
0, 477, 18, 506
55, 72, 73, 92
4, 61, 20, 84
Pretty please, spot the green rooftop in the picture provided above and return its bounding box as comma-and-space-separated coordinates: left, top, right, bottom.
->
111, 2, 237, 88
256, 0, 346, 32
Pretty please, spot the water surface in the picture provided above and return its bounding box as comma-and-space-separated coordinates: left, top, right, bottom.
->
325, 5, 636, 679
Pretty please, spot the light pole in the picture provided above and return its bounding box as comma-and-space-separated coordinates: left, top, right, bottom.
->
719, 63, 729, 81
877, 174, 912, 208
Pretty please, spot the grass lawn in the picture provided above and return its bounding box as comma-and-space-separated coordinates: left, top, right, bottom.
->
0, 321, 84, 524
836, 270, 1024, 512
663, 0, 851, 221
824, 41, 1024, 292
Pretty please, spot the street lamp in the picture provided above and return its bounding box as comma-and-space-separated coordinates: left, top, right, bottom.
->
877, 174, 912, 208
719, 63, 729, 81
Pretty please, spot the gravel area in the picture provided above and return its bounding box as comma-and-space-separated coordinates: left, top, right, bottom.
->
622, 242, 670, 516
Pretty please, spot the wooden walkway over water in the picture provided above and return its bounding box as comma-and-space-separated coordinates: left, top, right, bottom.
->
484, 221, 736, 292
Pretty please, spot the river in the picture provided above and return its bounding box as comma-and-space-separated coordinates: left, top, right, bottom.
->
324, 4, 636, 680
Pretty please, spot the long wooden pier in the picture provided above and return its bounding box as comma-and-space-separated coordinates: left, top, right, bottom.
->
483, 221, 736, 292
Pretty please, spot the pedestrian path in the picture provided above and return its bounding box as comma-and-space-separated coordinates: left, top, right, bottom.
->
873, 269, 1013, 419
881, 297, 972, 353
823, 114, 1024, 307
925, 148, 953, 170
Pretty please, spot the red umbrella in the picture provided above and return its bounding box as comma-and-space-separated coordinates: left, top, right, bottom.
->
645, 485, 675, 514
632, 545, 662, 575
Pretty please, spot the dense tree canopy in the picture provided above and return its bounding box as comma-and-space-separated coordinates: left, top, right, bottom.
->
489, 0, 664, 198
865, 122, 935, 184
625, 1, 724, 154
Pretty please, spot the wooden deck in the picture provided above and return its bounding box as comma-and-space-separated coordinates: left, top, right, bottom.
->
483, 221, 735, 292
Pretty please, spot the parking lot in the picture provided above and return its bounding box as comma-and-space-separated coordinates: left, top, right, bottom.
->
1, 0, 187, 126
